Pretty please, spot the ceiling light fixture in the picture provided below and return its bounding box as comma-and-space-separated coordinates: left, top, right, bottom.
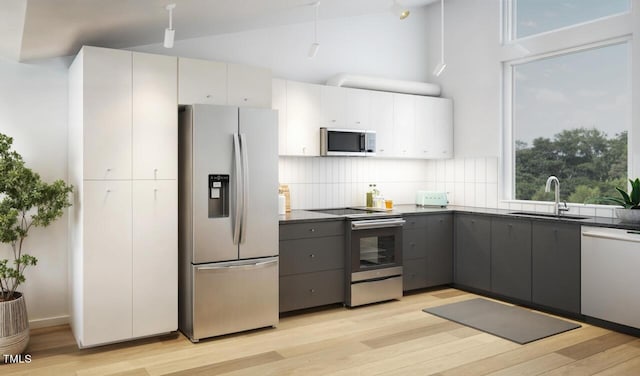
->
433, 0, 446, 76
164, 3, 176, 49
308, 2, 320, 58
391, 0, 410, 20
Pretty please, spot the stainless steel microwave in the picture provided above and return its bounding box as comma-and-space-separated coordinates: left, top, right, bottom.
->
320, 128, 376, 156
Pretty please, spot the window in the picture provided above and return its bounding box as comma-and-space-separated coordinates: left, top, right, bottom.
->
512, 43, 630, 202
513, 0, 630, 39
503, 1, 634, 204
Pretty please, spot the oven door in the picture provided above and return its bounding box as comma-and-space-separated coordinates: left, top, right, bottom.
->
350, 218, 405, 274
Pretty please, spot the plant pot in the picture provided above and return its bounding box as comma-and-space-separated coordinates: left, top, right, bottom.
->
615, 208, 640, 224
0, 292, 29, 357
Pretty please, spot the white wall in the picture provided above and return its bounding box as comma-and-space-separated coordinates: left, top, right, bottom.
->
427, 0, 502, 158
0, 56, 70, 327
132, 8, 431, 84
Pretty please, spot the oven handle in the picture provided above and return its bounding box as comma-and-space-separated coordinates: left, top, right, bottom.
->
351, 218, 406, 230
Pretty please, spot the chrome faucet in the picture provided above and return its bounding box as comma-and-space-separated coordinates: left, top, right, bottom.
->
545, 176, 569, 216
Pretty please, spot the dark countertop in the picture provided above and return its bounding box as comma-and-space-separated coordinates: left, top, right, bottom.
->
280, 204, 640, 231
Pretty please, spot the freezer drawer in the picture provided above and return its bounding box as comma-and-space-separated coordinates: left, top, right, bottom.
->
190, 257, 278, 342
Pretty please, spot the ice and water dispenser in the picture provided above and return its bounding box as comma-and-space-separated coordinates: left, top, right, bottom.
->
208, 174, 229, 218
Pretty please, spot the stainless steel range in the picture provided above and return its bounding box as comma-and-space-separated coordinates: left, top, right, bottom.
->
310, 208, 405, 307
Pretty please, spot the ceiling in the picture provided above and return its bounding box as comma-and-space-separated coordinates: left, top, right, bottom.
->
0, 0, 437, 62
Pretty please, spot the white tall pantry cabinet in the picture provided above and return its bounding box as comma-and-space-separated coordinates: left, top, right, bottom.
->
68, 46, 178, 348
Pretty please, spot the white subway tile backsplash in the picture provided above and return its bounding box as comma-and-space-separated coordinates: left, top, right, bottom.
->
486, 157, 498, 184
445, 159, 455, 182
464, 158, 476, 183
436, 160, 446, 182
464, 182, 476, 207
475, 183, 487, 208
578, 206, 596, 217
475, 158, 486, 183
454, 159, 465, 183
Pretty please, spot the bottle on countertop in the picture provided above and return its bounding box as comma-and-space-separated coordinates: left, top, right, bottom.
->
366, 184, 374, 207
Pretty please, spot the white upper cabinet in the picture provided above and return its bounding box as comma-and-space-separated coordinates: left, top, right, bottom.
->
178, 57, 227, 105
392, 93, 415, 158
432, 97, 454, 158
320, 85, 347, 128
132, 52, 178, 180
272, 78, 287, 156
345, 88, 371, 130
132, 180, 178, 337
83, 47, 132, 180
414, 96, 454, 159
286, 81, 321, 156
370, 91, 394, 157
227, 63, 272, 108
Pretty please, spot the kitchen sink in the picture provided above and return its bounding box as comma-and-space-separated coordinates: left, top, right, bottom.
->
508, 211, 590, 220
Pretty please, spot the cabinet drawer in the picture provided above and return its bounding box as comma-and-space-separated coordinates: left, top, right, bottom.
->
280, 221, 344, 240
403, 258, 427, 291
280, 236, 344, 276
403, 228, 427, 259
279, 269, 344, 312
403, 216, 429, 230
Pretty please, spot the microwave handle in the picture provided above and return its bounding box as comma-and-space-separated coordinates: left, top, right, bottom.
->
360, 133, 365, 151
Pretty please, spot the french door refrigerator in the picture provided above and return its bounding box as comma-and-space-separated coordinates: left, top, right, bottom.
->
178, 104, 279, 342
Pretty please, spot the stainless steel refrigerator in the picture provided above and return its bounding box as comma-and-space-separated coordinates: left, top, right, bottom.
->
178, 104, 279, 342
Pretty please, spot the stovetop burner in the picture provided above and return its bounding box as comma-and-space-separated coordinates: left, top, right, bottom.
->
311, 208, 380, 216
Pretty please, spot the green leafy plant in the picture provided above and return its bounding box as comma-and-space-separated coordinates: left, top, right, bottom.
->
595, 178, 640, 209
0, 133, 73, 301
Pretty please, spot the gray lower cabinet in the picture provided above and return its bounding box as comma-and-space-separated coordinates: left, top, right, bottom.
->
454, 214, 491, 291
279, 220, 345, 313
403, 213, 453, 291
425, 214, 453, 286
532, 222, 581, 314
279, 270, 344, 312
490, 217, 532, 301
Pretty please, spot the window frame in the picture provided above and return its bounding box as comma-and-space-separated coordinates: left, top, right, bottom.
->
500, 0, 636, 203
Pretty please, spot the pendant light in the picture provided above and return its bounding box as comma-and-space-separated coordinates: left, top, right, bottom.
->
433, 0, 446, 76
391, 0, 410, 20
164, 3, 176, 49
308, 2, 320, 58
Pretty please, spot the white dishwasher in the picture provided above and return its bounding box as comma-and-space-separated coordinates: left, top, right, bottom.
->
581, 226, 640, 329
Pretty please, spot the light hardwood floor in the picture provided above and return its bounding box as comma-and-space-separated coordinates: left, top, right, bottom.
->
5, 288, 640, 375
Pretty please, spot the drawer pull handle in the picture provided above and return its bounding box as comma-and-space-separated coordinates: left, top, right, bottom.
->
410, 243, 415, 247
309, 254, 315, 258
309, 289, 315, 293
309, 228, 316, 232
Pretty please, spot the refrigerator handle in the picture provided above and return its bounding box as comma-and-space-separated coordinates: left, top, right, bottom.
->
239, 133, 249, 244
233, 133, 242, 245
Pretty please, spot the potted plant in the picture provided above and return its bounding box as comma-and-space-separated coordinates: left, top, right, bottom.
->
596, 178, 640, 223
0, 133, 72, 356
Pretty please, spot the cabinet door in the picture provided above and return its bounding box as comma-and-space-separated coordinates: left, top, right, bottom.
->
370, 91, 394, 156
320, 85, 346, 128
414, 96, 435, 159
403, 228, 427, 260
178, 57, 227, 105
346, 88, 370, 130
227, 63, 272, 108
132, 52, 177, 180
132, 180, 178, 337
83, 180, 132, 346
285, 81, 321, 156
491, 217, 532, 301
454, 214, 491, 291
432, 98, 453, 158
83, 47, 132, 180
404, 258, 428, 291
272, 78, 287, 155
425, 214, 453, 286
532, 222, 580, 314
392, 93, 415, 157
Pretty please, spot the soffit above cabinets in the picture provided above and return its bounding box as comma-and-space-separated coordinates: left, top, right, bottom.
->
3, 0, 437, 62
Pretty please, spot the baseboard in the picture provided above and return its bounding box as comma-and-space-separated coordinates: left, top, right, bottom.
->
29, 315, 70, 329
